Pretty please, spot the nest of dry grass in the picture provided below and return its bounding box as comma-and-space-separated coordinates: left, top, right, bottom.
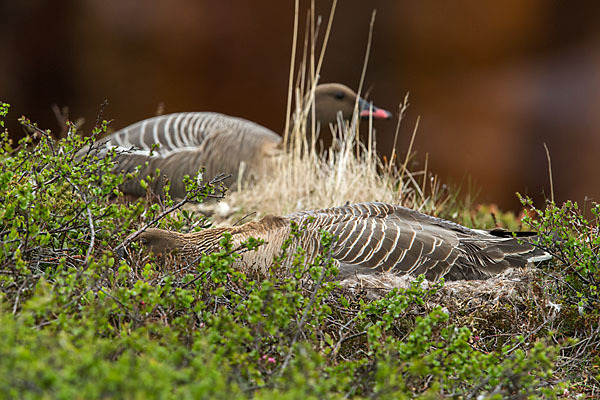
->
338, 266, 563, 353
341, 267, 547, 305
340, 266, 559, 324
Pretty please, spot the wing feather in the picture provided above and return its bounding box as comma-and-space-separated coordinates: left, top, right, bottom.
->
292, 202, 546, 281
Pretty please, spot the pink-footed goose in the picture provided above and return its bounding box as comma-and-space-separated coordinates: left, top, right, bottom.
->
139, 202, 551, 281
90, 83, 391, 198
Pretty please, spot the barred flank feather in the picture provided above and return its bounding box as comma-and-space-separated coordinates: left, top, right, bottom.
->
90, 112, 281, 197
139, 202, 551, 281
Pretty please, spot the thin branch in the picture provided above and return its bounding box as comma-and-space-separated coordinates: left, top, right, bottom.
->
232, 212, 257, 227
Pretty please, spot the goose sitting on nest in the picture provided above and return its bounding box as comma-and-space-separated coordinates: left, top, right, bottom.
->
138, 202, 551, 281
86, 83, 391, 199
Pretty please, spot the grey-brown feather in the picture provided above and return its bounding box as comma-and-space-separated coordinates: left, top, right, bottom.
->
89, 112, 281, 197
139, 202, 551, 281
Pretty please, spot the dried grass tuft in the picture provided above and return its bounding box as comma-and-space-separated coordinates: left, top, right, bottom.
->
192, 2, 450, 223
218, 91, 448, 222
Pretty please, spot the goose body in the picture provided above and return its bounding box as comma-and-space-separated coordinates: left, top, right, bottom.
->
139, 202, 551, 281
96, 112, 281, 197
90, 83, 391, 198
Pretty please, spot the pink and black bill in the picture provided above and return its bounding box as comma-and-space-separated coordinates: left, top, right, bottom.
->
357, 97, 392, 119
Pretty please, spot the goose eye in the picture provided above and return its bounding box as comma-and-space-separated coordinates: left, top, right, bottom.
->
335, 91, 345, 100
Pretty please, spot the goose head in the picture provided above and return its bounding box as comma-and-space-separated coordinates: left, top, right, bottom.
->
313, 83, 392, 126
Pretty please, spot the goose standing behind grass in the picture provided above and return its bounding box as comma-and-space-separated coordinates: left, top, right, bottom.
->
85, 83, 391, 198
139, 202, 551, 281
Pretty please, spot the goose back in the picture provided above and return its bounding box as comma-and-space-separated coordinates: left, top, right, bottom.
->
139, 202, 551, 281
94, 112, 281, 197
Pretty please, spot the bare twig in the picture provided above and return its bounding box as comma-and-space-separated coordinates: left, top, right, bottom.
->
232, 212, 257, 227
95, 99, 109, 129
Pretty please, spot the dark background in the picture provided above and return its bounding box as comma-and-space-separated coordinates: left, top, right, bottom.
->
2, 1, 599, 211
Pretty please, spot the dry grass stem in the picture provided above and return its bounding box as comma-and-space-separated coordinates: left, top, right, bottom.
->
225, 102, 439, 220
544, 142, 555, 204
283, 0, 299, 149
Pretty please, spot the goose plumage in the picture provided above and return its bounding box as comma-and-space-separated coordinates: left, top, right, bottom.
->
88, 83, 391, 198
139, 202, 551, 281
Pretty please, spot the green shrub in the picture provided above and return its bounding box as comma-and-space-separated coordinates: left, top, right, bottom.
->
519, 196, 600, 393
519, 197, 600, 314
0, 105, 567, 398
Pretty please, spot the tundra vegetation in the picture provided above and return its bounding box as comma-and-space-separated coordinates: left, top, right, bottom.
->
0, 94, 598, 400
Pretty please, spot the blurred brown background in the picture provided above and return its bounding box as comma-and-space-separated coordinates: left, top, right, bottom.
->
1, 1, 599, 211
